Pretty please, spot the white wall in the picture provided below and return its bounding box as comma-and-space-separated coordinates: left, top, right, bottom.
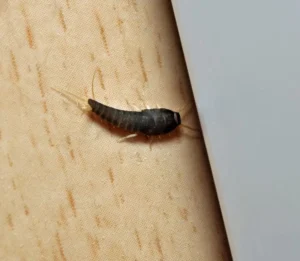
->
172, 1, 300, 260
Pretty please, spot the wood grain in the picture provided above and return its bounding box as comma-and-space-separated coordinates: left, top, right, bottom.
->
0, 0, 231, 260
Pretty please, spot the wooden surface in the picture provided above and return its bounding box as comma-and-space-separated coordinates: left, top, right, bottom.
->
0, 1, 231, 260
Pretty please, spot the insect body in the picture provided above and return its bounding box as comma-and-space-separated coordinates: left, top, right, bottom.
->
88, 99, 181, 136
52, 87, 198, 143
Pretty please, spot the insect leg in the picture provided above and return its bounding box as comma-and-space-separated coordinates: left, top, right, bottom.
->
117, 133, 138, 143
180, 124, 202, 140
182, 131, 202, 139
125, 99, 140, 111
178, 102, 193, 120
177, 101, 202, 133
180, 123, 201, 132
143, 135, 154, 150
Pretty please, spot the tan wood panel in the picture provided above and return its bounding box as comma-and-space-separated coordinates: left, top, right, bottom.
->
0, 0, 231, 260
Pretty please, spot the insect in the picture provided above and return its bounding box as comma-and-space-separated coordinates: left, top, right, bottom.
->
52, 76, 199, 142
88, 98, 181, 141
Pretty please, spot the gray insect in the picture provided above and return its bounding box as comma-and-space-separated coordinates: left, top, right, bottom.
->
52, 87, 197, 142
88, 98, 181, 135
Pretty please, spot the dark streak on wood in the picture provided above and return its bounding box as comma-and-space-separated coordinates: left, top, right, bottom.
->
21, 6, 36, 49
56, 147, 66, 173
36, 64, 45, 97
117, 17, 123, 33
20, 194, 30, 216
167, 192, 173, 200
95, 12, 110, 55
59, 8, 67, 32
179, 208, 188, 221
43, 119, 54, 147
163, 211, 169, 219
177, 172, 182, 179
42, 100, 48, 113
135, 229, 142, 250
130, 0, 138, 12
119, 194, 125, 204
95, 237, 100, 250
37, 238, 45, 257
66, 135, 75, 160
192, 225, 197, 233
7, 154, 13, 167
95, 215, 101, 228
7, 214, 13, 230
138, 49, 148, 84
90, 52, 95, 61
104, 95, 108, 104
56, 232, 67, 261
69, 149, 75, 160
65, 0, 70, 8
157, 32, 161, 41
114, 69, 119, 83
66, 135, 71, 146
24, 204, 30, 216
67, 189, 77, 217
10, 50, 20, 82
12, 179, 17, 190
108, 168, 114, 184
94, 216, 114, 228
155, 45, 162, 68
37, 153, 45, 168
155, 234, 164, 260
87, 233, 99, 258
26, 25, 35, 49
59, 206, 67, 226
51, 112, 58, 125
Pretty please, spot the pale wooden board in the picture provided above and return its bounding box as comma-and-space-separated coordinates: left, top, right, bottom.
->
0, 0, 231, 260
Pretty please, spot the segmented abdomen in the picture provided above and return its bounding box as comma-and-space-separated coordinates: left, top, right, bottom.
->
88, 99, 142, 132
